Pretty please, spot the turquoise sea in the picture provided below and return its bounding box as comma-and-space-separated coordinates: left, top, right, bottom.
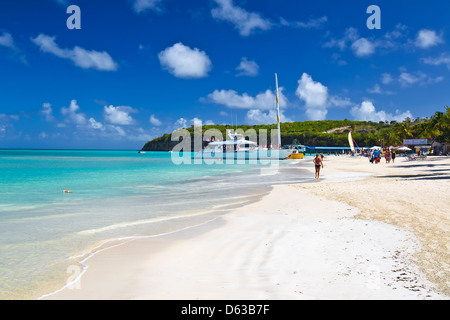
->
0, 150, 311, 299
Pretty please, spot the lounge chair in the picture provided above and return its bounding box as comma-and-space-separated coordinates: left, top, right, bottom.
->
406, 155, 417, 161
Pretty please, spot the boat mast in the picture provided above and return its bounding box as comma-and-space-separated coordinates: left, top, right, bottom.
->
275, 73, 281, 148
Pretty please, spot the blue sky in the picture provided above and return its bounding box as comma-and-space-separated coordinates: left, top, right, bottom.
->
0, 0, 449, 149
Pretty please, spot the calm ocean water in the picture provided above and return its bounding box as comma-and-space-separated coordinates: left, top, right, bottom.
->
0, 150, 311, 299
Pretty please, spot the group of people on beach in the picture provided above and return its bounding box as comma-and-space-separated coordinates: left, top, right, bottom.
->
312, 148, 399, 182
385, 150, 396, 164
369, 149, 396, 164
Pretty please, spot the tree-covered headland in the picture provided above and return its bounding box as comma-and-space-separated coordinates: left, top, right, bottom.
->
142, 108, 449, 152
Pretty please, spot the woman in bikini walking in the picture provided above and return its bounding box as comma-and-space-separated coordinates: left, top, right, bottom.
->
313, 153, 324, 181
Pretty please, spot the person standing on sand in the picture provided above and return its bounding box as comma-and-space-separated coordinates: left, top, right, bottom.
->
313, 153, 324, 181
392, 151, 396, 164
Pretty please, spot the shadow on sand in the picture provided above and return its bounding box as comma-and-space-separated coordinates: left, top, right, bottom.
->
379, 161, 450, 181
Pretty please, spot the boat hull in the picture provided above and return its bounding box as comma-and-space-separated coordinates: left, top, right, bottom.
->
193, 149, 293, 161
286, 152, 304, 159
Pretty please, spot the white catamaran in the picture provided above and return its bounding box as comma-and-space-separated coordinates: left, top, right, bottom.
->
194, 74, 293, 161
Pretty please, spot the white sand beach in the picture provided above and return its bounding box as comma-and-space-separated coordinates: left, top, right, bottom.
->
41, 155, 450, 300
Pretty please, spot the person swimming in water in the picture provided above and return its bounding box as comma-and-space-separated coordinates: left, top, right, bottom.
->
313, 153, 324, 181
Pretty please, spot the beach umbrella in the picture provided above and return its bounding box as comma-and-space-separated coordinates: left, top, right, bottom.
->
369, 146, 382, 150
397, 146, 412, 151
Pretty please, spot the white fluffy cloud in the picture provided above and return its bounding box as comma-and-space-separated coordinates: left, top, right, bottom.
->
192, 117, 203, 127
399, 72, 422, 86
206, 88, 287, 110
280, 16, 328, 29
324, 27, 378, 58
373, 70, 443, 89
132, 0, 162, 13
236, 57, 259, 77
149, 114, 162, 126
296, 73, 328, 109
351, 38, 376, 57
296, 73, 352, 120
0, 32, 26, 63
41, 103, 55, 122
323, 26, 410, 58
296, 73, 329, 120
398, 71, 443, 87
211, 0, 272, 36
0, 32, 15, 49
211, 0, 327, 36
381, 73, 394, 85
158, 42, 212, 79
43, 100, 154, 144
31, 34, 118, 71
51, 100, 105, 131
173, 117, 214, 129
423, 53, 450, 70
325, 26, 443, 59
350, 100, 413, 122
174, 118, 188, 129
89, 117, 104, 130
61, 100, 87, 125
245, 108, 291, 125
0, 113, 19, 138
205, 87, 289, 125
103, 105, 136, 125
367, 84, 395, 95
415, 29, 443, 49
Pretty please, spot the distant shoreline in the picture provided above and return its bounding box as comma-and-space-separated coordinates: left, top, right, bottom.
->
0, 148, 138, 151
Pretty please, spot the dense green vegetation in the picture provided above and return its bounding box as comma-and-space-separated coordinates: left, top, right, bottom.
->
142, 108, 450, 151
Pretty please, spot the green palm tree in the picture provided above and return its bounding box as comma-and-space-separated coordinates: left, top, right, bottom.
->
420, 110, 449, 150
385, 129, 401, 146
439, 107, 450, 142
395, 121, 413, 142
